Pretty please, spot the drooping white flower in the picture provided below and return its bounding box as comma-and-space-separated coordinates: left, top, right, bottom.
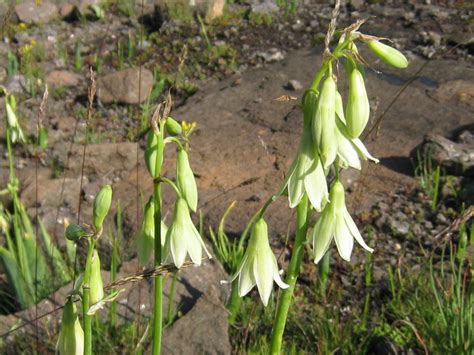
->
164, 198, 210, 268
286, 129, 329, 212
230, 218, 288, 306
312, 181, 373, 264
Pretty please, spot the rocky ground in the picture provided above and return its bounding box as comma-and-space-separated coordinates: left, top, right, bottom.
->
0, 0, 473, 353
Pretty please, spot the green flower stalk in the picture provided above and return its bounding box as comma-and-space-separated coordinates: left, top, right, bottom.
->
89, 250, 104, 305
92, 185, 112, 231
366, 40, 408, 69
229, 218, 288, 306
312, 75, 337, 169
176, 148, 198, 212
163, 198, 210, 268
57, 299, 84, 355
312, 181, 373, 264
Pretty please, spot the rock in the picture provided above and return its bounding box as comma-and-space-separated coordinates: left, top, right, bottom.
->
45, 70, 81, 87
97, 68, 154, 104
255, 48, 285, 63
388, 217, 410, 236
251, 0, 279, 14
285, 79, 303, 91
205, 0, 226, 22
367, 335, 399, 355
78, 0, 101, 17
4, 74, 26, 94
15, 1, 58, 25
349, 0, 365, 10
432, 80, 474, 110
59, 3, 76, 20
416, 134, 474, 177
0, 67, 7, 83
162, 285, 231, 354
447, 31, 474, 54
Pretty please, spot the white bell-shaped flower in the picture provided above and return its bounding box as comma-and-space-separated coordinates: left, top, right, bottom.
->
312, 181, 373, 264
286, 130, 329, 212
230, 218, 288, 306
164, 198, 210, 268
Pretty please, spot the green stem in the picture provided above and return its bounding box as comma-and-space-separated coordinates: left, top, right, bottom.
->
227, 279, 241, 324
152, 119, 165, 354
152, 181, 163, 355
270, 195, 309, 354
82, 238, 95, 355
167, 271, 178, 324
5, 129, 15, 183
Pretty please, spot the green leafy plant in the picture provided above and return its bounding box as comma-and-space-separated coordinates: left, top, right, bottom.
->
0, 93, 71, 310
415, 149, 442, 210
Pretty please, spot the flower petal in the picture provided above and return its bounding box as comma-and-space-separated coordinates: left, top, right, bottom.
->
336, 129, 361, 170
334, 215, 354, 261
304, 157, 328, 212
253, 251, 274, 306
238, 257, 255, 297
312, 212, 335, 264
271, 255, 289, 290
344, 211, 374, 253
352, 138, 379, 163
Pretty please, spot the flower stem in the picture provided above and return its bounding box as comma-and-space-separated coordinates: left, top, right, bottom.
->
227, 278, 242, 324
152, 181, 163, 355
82, 238, 95, 355
166, 271, 178, 324
270, 195, 309, 354
152, 121, 165, 355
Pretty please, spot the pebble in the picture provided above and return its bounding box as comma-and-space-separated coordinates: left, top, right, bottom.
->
285, 79, 303, 91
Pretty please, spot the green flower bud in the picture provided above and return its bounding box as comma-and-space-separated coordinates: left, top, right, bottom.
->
302, 89, 318, 126
367, 40, 408, 69
346, 66, 370, 138
312, 76, 337, 169
176, 149, 198, 212
92, 185, 112, 231
165, 117, 183, 136
144, 130, 164, 178
56, 299, 84, 355
89, 250, 104, 305
5, 94, 25, 144
136, 198, 169, 265
65, 224, 90, 242
38, 126, 48, 149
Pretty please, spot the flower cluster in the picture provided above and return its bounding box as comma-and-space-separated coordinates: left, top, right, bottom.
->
143, 118, 210, 269
232, 32, 407, 305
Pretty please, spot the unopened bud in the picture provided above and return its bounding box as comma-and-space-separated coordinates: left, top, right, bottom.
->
176, 149, 198, 212
165, 117, 183, 136
346, 66, 370, 138
93, 185, 112, 231
367, 40, 408, 69
89, 250, 104, 305
65, 224, 90, 242
56, 299, 84, 355
144, 130, 163, 178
